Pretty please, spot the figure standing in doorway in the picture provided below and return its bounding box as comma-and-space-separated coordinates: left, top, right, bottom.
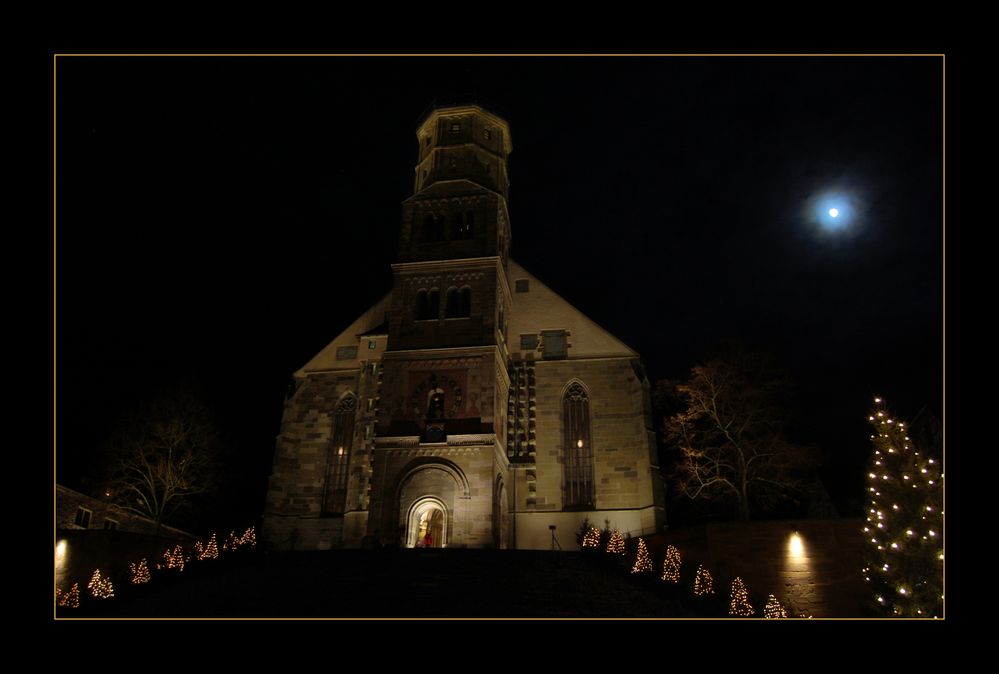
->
424, 530, 433, 548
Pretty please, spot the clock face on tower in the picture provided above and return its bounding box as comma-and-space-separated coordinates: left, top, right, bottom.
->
410, 372, 464, 421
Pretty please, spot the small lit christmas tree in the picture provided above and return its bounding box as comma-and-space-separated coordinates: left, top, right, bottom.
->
764, 594, 787, 619
662, 545, 681, 583
240, 526, 257, 549
729, 577, 753, 616
582, 526, 601, 548
862, 397, 943, 618
169, 545, 186, 571
693, 565, 714, 595
607, 530, 626, 555
203, 533, 219, 559
224, 531, 240, 552
631, 538, 653, 574
130, 559, 151, 584
88, 569, 115, 599
58, 583, 80, 608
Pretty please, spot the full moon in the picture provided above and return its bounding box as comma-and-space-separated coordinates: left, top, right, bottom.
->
828, 208, 839, 218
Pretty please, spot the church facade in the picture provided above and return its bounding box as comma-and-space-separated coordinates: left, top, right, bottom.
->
262, 105, 666, 550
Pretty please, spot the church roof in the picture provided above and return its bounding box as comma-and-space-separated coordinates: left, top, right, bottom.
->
506, 259, 638, 360
296, 258, 638, 377
297, 293, 392, 376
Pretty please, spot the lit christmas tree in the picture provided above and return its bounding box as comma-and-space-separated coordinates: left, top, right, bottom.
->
88, 569, 115, 599
194, 541, 205, 560
729, 577, 753, 616
607, 530, 626, 555
862, 398, 943, 618
763, 594, 787, 619
631, 538, 653, 574
582, 526, 601, 548
57, 583, 80, 608
662, 545, 681, 583
168, 545, 186, 571
203, 533, 219, 559
130, 559, 151, 584
240, 526, 257, 549
224, 531, 240, 552
693, 565, 714, 595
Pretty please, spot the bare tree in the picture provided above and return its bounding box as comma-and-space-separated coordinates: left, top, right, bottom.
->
666, 356, 817, 521
105, 389, 221, 534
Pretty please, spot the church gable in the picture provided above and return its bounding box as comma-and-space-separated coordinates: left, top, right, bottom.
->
298, 293, 391, 375
506, 259, 637, 360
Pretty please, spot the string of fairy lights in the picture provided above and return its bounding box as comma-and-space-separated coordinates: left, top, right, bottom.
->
606, 530, 626, 555
862, 397, 943, 618
693, 565, 714, 596
56, 525, 257, 611
729, 577, 753, 616
662, 545, 681, 583
764, 594, 787, 619
630, 539, 652, 574
582, 526, 601, 548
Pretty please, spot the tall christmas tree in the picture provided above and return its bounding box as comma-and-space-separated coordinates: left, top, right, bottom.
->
729, 577, 753, 616
862, 398, 943, 617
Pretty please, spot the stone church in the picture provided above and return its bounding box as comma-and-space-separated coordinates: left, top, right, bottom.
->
263, 104, 666, 550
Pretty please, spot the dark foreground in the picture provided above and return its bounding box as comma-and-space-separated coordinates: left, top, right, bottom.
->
69, 548, 697, 618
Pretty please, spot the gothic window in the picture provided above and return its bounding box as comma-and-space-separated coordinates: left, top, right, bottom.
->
323, 394, 356, 515
563, 382, 594, 509
433, 215, 445, 242
451, 211, 474, 240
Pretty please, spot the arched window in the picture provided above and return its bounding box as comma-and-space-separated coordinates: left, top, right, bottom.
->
444, 287, 460, 318
428, 289, 440, 319
563, 382, 594, 509
459, 287, 472, 317
323, 394, 357, 515
421, 214, 435, 242
415, 290, 431, 320
432, 215, 445, 242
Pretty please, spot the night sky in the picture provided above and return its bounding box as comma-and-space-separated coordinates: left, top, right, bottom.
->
55, 56, 944, 524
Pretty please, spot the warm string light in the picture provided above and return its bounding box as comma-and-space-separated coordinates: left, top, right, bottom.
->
863, 397, 942, 617
161, 544, 186, 571
88, 569, 115, 599
130, 558, 151, 584
239, 526, 257, 549
662, 545, 681, 583
57, 583, 80, 608
224, 531, 239, 552
606, 530, 626, 555
194, 541, 205, 560
582, 526, 601, 548
729, 577, 753, 616
630, 539, 652, 574
693, 565, 714, 595
763, 594, 787, 619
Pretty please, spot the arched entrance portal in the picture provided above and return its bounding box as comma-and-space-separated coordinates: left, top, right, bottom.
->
407, 497, 448, 548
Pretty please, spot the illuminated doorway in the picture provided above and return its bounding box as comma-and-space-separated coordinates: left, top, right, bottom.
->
407, 497, 447, 548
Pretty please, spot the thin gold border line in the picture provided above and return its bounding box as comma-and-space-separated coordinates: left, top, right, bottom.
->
52, 53, 945, 57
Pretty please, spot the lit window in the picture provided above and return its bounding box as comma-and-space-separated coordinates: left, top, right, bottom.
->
74, 507, 92, 529
563, 382, 594, 508
323, 395, 356, 515
451, 122, 461, 134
